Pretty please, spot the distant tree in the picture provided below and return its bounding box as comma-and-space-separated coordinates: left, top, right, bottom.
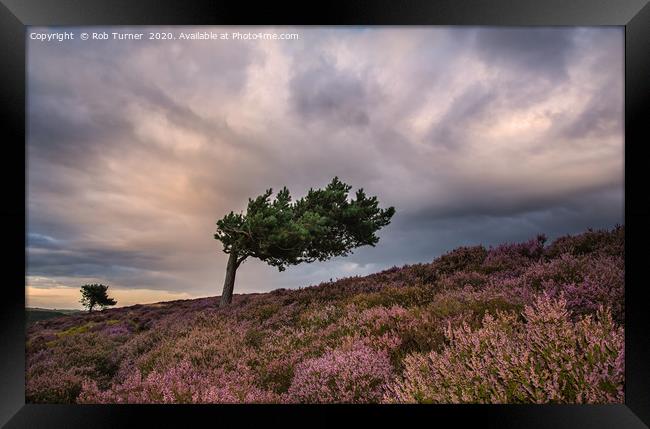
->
214, 177, 395, 307
80, 284, 117, 312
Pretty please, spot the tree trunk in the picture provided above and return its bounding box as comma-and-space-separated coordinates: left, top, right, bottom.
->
219, 252, 238, 307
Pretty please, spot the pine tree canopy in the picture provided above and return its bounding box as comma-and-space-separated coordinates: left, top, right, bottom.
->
214, 177, 396, 271
79, 283, 117, 312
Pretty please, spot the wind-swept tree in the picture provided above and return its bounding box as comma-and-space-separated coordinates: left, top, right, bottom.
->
80, 284, 117, 312
214, 177, 395, 307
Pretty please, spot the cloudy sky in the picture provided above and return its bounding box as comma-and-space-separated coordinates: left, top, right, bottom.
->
26, 26, 623, 309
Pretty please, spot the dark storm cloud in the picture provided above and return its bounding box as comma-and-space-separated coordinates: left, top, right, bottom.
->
556, 78, 623, 140
289, 56, 373, 127
27, 233, 61, 250
26, 26, 623, 307
28, 96, 134, 169
27, 232, 170, 283
328, 184, 623, 273
119, 78, 267, 156
405, 179, 623, 223
473, 27, 576, 82
28, 250, 154, 279
427, 82, 497, 148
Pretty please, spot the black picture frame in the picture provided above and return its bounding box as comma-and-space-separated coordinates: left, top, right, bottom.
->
1, 0, 648, 427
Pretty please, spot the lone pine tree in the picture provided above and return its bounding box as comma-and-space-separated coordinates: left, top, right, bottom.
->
214, 177, 395, 307
80, 284, 117, 312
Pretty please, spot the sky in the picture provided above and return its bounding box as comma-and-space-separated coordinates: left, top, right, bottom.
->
26, 26, 624, 309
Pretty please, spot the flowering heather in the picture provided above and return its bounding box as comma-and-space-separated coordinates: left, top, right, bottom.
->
26, 226, 624, 404
384, 294, 623, 404
78, 360, 277, 404
286, 341, 393, 403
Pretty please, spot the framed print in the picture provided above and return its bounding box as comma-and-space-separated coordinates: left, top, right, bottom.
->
1, 0, 649, 427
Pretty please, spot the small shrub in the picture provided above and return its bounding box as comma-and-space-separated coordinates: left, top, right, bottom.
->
286, 341, 394, 403
481, 235, 546, 275
433, 245, 488, 276
545, 226, 624, 259
245, 328, 265, 348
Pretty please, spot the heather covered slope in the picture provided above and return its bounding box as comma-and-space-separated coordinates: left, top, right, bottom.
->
26, 226, 624, 404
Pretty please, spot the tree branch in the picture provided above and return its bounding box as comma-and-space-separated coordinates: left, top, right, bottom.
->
221, 225, 253, 239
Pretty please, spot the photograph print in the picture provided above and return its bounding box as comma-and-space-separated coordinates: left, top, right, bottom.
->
26, 26, 624, 404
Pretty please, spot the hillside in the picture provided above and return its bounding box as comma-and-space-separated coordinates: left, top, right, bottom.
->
26, 226, 624, 404
26, 308, 83, 325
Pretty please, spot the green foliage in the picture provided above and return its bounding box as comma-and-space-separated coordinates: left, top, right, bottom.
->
80, 284, 117, 312
348, 285, 438, 309
58, 323, 94, 337
433, 245, 488, 276
214, 177, 395, 271
244, 328, 265, 348
544, 225, 624, 259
